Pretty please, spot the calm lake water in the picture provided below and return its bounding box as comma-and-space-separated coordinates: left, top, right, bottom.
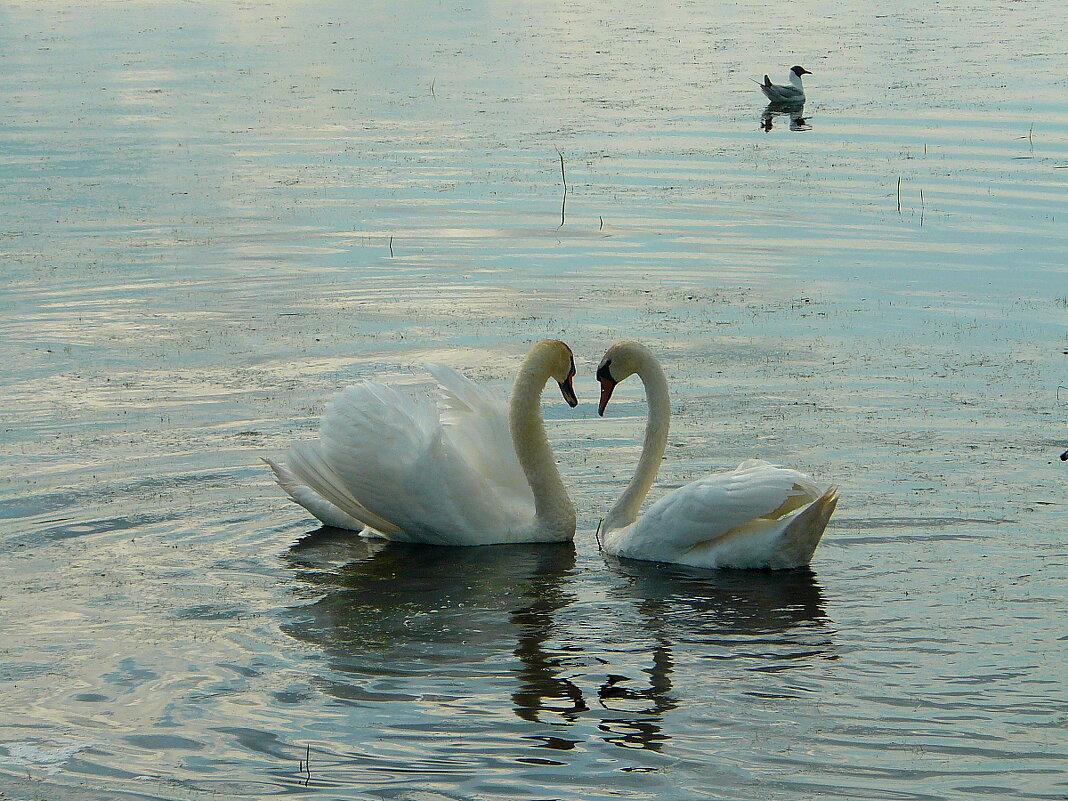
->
1, 1, 1065, 799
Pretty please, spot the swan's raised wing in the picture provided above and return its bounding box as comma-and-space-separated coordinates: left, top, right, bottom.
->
312, 379, 529, 543
424, 363, 532, 503
638, 460, 825, 550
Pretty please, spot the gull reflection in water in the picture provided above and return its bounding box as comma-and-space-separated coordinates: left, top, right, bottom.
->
761, 101, 810, 132
279, 528, 582, 720
596, 558, 831, 752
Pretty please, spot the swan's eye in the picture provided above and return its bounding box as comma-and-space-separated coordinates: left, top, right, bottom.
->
568, 355, 576, 379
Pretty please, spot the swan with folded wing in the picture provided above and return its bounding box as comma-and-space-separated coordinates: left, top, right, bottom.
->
596, 341, 838, 569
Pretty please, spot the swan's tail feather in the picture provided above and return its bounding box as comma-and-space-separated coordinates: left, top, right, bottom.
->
263, 457, 370, 532
264, 456, 303, 497
288, 443, 404, 535
268, 446, 403, 536
781, 485, 839, 565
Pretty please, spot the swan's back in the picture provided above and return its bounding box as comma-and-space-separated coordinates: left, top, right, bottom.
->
606, 460, 833, 568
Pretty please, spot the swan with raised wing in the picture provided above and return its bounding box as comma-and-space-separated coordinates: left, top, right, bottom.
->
266, 339, 578, 545
596, 341, 838, 569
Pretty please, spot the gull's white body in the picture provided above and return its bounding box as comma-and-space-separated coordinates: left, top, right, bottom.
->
598, 342, 838, 569
267, 340, 577, 545
759, 66, 810, 103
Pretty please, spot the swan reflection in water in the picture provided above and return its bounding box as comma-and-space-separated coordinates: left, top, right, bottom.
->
595, 557, 831, 751
761, 101, 810, 132
278, 529, 831, 755
280, 529, 584, 717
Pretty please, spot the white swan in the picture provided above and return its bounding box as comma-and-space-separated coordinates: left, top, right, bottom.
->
595, 341, 838, 569
758, 65, 811, 103
266, 339, 579, 545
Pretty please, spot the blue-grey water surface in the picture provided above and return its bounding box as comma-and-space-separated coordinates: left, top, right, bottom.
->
0, 1, 1065, 799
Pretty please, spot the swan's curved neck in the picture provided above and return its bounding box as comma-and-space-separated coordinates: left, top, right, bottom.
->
604, 351, 671, 533
509, 354, 576, 538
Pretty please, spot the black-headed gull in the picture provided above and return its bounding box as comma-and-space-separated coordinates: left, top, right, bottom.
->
758, 65, 811, 103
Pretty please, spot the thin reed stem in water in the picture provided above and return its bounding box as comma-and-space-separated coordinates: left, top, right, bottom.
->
555, 147, 567, 228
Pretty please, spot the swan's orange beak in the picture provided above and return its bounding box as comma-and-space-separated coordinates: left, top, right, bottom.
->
558, 374, 578, 408
597, 377, 616, 416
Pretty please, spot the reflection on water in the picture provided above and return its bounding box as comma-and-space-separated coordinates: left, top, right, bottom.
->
761, 101, 810, 132
509, 554, 589, 726
611, 559, 828, 637
280, 531, 831, 758
596, 650, 675, 752
282, 531, 582, 713
598, 560, 830, 750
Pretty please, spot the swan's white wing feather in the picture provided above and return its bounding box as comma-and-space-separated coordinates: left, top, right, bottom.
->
263, 457, 380, 533
733, 458, 823, 497
425, 363, 497, 418
316, 381, 452, 535
637, 460, 824, 550
284, 441, 402, 535
424, 364, 532, 502
315, 380, 530, 542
